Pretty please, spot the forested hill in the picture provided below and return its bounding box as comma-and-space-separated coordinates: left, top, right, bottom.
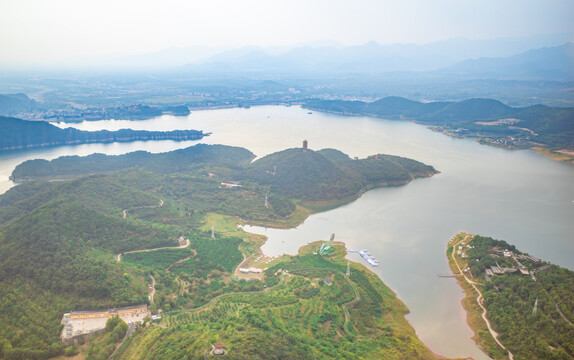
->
241, 147, 438, 201
0, 143, 440, 359
0, 175, 176, 358
12, 145, 437, 202
11, 144, 255, 181
0, 116, 207, 151
304, 97, 574, 150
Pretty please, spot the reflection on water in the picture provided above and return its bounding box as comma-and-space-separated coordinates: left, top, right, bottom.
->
2, 106, 573, 359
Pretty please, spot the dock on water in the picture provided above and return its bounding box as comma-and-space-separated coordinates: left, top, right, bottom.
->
437, 274, 458, 278
347, 249, 379, 267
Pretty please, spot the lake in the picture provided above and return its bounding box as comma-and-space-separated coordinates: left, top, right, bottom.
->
2, 105, 573, 359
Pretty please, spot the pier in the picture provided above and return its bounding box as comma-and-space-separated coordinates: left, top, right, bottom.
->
348, 249, 379, 267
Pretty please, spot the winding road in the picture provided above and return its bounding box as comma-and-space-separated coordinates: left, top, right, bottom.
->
122, 199, 164, 219
116, 237, 190, 262
451, 235, 514, 360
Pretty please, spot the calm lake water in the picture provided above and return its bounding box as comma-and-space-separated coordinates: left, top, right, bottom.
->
2, 105, 573, 359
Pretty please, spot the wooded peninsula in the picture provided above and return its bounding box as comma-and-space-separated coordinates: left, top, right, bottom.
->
0, 144, 446, 359
0, 116, 206, 151
447, 233, 574, 360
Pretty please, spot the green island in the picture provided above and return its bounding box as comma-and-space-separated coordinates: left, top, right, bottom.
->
0, 116, 206, 152
447, 233, 574, 360
304, 97, 574, 164
0, 144, 451, 359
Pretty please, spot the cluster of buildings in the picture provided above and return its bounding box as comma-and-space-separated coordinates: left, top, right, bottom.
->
484, 248, 550, 280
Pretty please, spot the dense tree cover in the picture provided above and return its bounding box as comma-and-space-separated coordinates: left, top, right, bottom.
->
304, 97, 574, 150
514, 105, 574, 149
123, 248, 192, 270
0, 116, 206, 151
171, 236, 243, 276
12, 144, 254, 180
305, 97, 517, 122
240, 148, 437, 201
13, 144, 435, 218
241, 148, 362, 200
85, 316, 129, 360
0, 177, 178, 358
0, 145, 439, 359
102, 104, 190, 120
463, 235, 574, 359
114, 250, 437, 360
0, 175, 162, 224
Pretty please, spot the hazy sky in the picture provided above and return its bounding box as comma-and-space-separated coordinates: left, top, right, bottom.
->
1, 0, 573, 65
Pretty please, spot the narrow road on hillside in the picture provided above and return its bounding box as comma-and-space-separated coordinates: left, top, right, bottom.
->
122, 199, 164, 219
452, 235, 514, 360
116, 237, 190, 262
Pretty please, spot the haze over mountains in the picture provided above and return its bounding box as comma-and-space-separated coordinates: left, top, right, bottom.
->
183, 42, 573, 79
96, 34, 574, 80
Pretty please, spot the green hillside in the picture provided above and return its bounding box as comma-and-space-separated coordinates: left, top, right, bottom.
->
113, 243, 441, 360
13, 145, 437, 206
242, 147, 437, 201
0, 177, 177, 359
429, 98, 515, 122
304, 97, 574, 152
11, 144, 255, 181
0, 145, 440, 359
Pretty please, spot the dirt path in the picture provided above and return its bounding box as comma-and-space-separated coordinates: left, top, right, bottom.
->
122, 199, 164, 219
341, 274, 360, 332
555, 302, 574, 327
233, 253, 252, 278
452, 235, 514, 360
166, 256, 192, 273
116, 237, 190, 262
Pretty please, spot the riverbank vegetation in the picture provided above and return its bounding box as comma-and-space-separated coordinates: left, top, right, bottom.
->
448, 233, 574, 360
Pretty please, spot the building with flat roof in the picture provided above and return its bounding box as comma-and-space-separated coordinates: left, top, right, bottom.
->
62, 305, 150, 344
69, 304, 148, 320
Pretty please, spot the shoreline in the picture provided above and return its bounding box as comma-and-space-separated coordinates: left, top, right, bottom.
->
207, 215, 464, 359
447, 233, 511, 360
304, 106, 574, 166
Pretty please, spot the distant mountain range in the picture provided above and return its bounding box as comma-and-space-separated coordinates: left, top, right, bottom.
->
97, 33, 571, 71
175, 40, 574, 81
441, 43, 574, 80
